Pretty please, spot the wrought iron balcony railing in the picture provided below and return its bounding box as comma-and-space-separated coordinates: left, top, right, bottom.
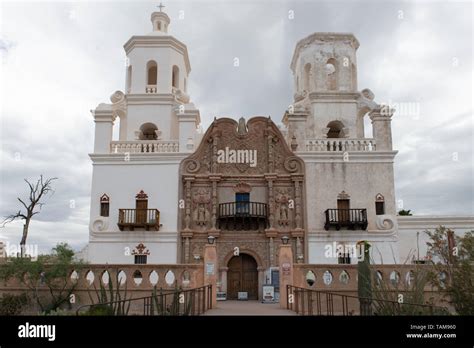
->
324, 209, 368, 231
118, 209, 161, 231
218, 202, 268, 230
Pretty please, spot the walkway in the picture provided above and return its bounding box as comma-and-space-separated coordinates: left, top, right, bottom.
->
204, 300, 297, 316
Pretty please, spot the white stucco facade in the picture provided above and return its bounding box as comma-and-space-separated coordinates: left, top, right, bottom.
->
86, 10, 474, 266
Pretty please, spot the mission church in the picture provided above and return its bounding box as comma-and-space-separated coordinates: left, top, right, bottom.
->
84, 7, 474, 300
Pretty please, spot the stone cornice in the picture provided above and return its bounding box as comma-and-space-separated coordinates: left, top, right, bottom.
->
296, 151, 398, 163
290, 32, 360, 72
89, 153, 188, 164
89, 231, 178, 242
397, 216, 474, 230
126, 94, 175, 105
123, 35, 191, 73
307, 229, 398, 241
308, 92, 360, 102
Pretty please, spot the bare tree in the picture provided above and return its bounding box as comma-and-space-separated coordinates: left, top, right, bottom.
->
1, 175, 57, 257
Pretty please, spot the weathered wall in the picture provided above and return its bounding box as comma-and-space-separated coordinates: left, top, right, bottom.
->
0, 264, 204, 315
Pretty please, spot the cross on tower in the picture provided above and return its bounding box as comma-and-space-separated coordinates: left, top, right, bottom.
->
158, 2, 165, 12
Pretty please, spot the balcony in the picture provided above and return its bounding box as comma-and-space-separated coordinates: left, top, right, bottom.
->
305, 139, 376, 152
118, 209, 161, 231
324, 209, 368, 231
218, 202, 268, 231
111, 140, 179, 153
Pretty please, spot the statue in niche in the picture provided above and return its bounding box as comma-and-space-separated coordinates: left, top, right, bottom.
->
275, 188, 291, 226
192, 188, 211, 227
195, 204, 208, 226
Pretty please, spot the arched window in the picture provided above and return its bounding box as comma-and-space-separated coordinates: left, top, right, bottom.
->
326, 120, 345, 138
100, 194, 110, 217
325, 58, 337, 90
303, 63, 312, 91
126, 65, 132, 93
375, 194, 385, 215
139, 123, 158, 140
147, 61, 158, 85
172, 65, 179, 89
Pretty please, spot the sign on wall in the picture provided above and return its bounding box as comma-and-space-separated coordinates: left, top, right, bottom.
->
282, 262, 291, 275
206, 262, 215, 275
262, 285, 275, 302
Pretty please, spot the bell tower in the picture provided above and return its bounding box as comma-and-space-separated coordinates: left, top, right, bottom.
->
285, 33, 363, 142
112, 5, 200, 152
292, 33, 359, 94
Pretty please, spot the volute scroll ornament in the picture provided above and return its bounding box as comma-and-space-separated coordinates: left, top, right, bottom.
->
183, 159, 200, 173
283, 156, 303, 173
375, 215, 397, 231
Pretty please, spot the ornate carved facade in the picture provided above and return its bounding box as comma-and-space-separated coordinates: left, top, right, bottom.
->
179, 117, 305, 297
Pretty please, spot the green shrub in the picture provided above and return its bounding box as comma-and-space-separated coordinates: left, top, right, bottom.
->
0, 293, 29, 315
83, 304, 115, 316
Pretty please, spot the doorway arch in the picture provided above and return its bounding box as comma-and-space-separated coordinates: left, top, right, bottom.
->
227, 253, 258, 300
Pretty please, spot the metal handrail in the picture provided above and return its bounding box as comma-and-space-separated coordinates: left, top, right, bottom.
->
76, 285, 212, 316
218, 202, 268, 218
286, 285, 449, 316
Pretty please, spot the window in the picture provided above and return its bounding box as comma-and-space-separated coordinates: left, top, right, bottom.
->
235, 192, 250, 214
147, 61, 158, 85
376, 202, 385, 215
325, 58, 337, 90
375, 193, 385, 215
100, 194, 109, 217
134, 255, 147, 264
326, 120, 345, 138
303, 63, 312, 91
172, 65, 179, 89
139, 123, 158, 140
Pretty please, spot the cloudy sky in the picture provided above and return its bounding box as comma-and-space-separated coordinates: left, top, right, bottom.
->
0, 0, 472, 254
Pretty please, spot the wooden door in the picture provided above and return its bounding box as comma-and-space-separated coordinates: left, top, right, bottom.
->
337, 199, 350, 222
136, 199, 148, 224
227, 254, 258, 300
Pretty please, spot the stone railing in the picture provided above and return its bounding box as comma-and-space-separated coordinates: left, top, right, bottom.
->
289, 264, 452, 315
145, 84, 157, 93
111, 140, 179, 153
0, 264, 205, 314
305, 139, 376, 152
292, 264, 446, 293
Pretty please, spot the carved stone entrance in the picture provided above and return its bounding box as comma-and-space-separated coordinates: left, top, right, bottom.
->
227, 253, 258, 300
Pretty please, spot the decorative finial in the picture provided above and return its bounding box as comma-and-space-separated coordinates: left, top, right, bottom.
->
237, 117, 247, 136
158, 2, 165, 12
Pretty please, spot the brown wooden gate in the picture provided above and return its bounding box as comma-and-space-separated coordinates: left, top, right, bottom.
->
227, 254, 258, 300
